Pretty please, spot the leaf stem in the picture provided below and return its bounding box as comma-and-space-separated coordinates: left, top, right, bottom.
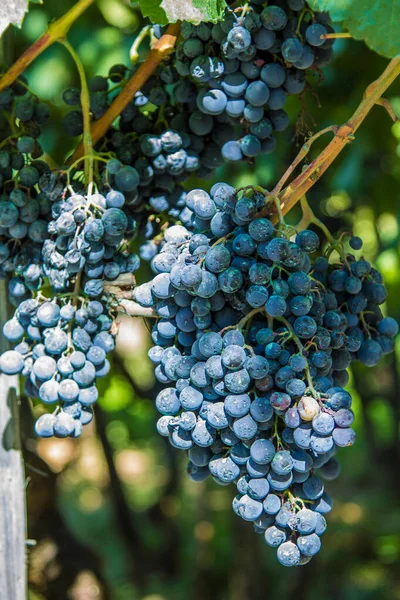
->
272, 125, 338, 196
130, 25, 152, 63
295, 196, 313, 231
321, 32, 352, 39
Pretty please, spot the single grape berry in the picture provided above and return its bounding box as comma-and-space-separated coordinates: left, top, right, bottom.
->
349, 236, 363, 250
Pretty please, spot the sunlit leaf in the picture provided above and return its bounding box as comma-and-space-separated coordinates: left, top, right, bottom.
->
0, 0, 30, 36
137, 0, 226, 25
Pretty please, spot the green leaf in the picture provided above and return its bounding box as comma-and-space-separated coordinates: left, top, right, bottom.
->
137, 0, 226, 25
307, 0, 400, 58
0, 0, 30, 36
305, 0, 350, 21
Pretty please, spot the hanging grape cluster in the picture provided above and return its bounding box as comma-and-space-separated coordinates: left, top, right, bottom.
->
134, 184, 397, 566
0, 79, 140, 437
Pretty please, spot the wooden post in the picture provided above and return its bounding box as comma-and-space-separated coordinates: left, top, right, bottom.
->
0, 280, 27, 599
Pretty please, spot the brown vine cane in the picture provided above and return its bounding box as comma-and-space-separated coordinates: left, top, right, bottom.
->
69, 23, 181, 164
0, 0, 95, 93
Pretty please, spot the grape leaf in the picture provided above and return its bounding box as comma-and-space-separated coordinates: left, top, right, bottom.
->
0, 0, 30, 36
307, 0, 400, 58
137, 0, 226, 25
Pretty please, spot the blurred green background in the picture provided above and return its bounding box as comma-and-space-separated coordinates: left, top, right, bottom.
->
3, 1, 400, 598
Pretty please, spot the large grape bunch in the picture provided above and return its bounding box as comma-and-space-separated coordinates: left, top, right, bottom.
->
0, 78, 141, 437
134, 183, 398, 566
171, 1, 335, 162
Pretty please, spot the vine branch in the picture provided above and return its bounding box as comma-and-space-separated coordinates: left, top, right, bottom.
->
266, 56, 400, 223
118, 300, 157, 319
69, 23, 181, 164
0, 0, 95, 93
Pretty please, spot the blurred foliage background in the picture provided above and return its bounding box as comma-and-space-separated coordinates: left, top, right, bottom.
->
2, 1, 400, 598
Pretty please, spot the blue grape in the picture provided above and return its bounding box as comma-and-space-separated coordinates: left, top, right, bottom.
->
245, 80, 270, 106
261, 6, 288, 31
305, 23, 327, 47
281, 38, 304, 62
228, 26, 252, 51
35, 414, 56, 438
233, 494, 263, 521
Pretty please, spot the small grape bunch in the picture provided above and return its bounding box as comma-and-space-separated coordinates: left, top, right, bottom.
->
102, 129, 200, 216
0, 297, 116, 438
40, 187, 140, 295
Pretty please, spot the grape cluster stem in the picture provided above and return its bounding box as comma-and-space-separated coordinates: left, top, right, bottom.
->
277, 316, 318, 398
60, 40, 93, 183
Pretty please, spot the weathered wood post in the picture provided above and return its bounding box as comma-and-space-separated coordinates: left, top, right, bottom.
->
0, 280, 27, 599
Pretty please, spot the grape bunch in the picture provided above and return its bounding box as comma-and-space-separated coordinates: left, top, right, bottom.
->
0, 79, 53, 255
63, 72, 202, 240
0, 171, 140, 300
52, 2, 338, 271
170, 1, 335, 161
103, 129, 199, 217
0, 75, 50, 164
60, 2, 337, 235
0, 75, 141, 296
0, 82, 57, 297
41, 189, 139, 295
1, 297, 115, 438
134, 183, 397, 566
0, 182, 140, 436
0, 76, 142, 436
